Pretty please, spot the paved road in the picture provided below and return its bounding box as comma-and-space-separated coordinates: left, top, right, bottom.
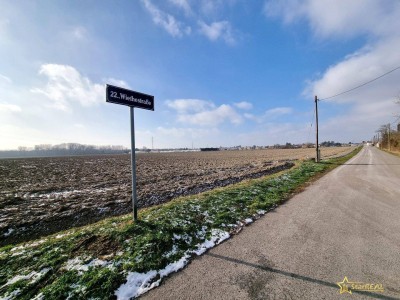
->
141, 146, 400, 299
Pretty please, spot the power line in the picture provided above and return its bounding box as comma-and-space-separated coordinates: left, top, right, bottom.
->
319, 66, 400, 101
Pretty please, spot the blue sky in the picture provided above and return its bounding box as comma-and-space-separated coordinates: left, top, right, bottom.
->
1, 0, 400, 150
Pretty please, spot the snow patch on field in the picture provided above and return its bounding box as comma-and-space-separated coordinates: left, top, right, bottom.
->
32, 293, 44, 300
0, 288, 21, 300
55, 233, 71, 239
114, 228, 230, 300
20, 186, 124, 200
3, 228, 14, 237
2, 268, 51, 288
63, 257, 110, 274
28, 239, 47, 247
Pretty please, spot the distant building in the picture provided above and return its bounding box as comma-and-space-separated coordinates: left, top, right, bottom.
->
200, 147, 219, 152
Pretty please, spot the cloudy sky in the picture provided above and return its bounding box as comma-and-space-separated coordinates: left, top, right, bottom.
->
1, 0, 400, 150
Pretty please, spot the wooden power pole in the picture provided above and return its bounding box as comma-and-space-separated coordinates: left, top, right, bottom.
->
315, 95, 320, 162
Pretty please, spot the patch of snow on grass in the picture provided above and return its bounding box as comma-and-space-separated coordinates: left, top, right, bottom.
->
10, 245, 25, 252
55, 233, 71, 239
115, 228, 230, 299
27, 239, 47, 248
11, 251, 26, 257
257, 210, 266, 215
244, 218, 253, 224
65, 284, 86, 300
115, 270, 159, 300
63, 257, 109, 274
193, 229, 230, 256
159, 254, 190, 278
97, 207, 110, 213
32, 293, 44, 300
164, 244, 179, 258
2, 268, 51, 288
22, 186, 123, 200
0, 288, 21, 300
3, 228, 14, 237
172, 233, 181, 240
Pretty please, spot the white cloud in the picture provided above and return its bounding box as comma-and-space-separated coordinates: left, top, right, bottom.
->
104, 78, 130, 88
169, 0, 192, 15
134, 126, 221, 149
0, 18, 10, 38
0, 124, 45, 150
266, 0, 400, 137
0, 74, 12, 84
244, 107, 293, 123
200, 0, 219, 15
166, 98, 242, 126
156, 126, 218, 138
141, 0, 190, 37
166, 99, 215, 113
264, 0, 400, 39
71, 26, 88, 40
234, 101, 253, 110
30, 64, 104, 111
318, 99, 399, 142
177, 104, 242, 126
0, 63, 133, 150
198, 20, 235, 44
243, 113, 258, 122
237, 122, 311, 146
265, 107, 293, 116
73, 123, 85, 129
0, 103, 21, 113
200, 0, 238, 16
306, 38, 400, 104
140, 0, 239, 44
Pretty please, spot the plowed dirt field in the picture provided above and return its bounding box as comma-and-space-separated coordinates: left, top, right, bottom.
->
0, 147, 353, 245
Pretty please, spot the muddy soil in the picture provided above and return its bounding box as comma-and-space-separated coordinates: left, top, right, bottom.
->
0, 147, 353, 246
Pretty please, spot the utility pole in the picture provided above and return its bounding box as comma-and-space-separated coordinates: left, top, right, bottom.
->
315, 95, 320, 162
388, 123, 391, 151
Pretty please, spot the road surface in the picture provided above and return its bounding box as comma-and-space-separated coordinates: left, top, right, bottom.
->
141, 146, 400, 299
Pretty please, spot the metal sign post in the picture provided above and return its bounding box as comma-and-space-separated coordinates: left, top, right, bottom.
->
106, 84, 154, 221
130, 107, 138, 220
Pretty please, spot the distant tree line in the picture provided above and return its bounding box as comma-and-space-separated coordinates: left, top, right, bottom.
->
320, 141, 343, 147
0, 143, 129, 158
271, 142, 344, 149
374, 98, 400, 150
375, 124, 400, 151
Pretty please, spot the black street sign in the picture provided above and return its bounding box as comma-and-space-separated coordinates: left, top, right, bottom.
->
106, 84, 154, 111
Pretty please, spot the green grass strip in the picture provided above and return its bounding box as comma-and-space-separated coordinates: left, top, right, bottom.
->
0, 147, 361, 300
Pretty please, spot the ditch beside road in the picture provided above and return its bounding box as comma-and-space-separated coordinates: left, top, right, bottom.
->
141, 145, 400, 300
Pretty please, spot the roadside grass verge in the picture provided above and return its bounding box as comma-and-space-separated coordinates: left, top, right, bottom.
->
0, 147, 361, 300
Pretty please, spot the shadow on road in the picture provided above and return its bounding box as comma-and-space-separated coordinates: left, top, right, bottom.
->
205, 253, 397, 300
